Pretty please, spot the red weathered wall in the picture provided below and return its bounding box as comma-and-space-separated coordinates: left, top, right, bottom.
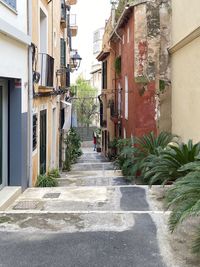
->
119, 10, 156, 138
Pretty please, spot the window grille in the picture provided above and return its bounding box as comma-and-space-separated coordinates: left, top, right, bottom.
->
33, 114, 37, 151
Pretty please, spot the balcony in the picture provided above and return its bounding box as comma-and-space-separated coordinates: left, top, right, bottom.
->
70, 14, 78, 37
110, 100, 120, 124
61, 0, 67, 28
56, 67, 70, 89
66, 0, 77, 5
39, 53, 54, 88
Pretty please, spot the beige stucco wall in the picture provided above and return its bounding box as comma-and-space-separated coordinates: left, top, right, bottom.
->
171, 1, 200, 143
32, 96, 60, 184
171, 36, 200, 142
171, 0, 200, 45
31, 0, 64, 184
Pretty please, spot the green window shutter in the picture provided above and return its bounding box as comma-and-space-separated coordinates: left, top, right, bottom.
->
60, 38, 66, 66
102, 61, 107, 89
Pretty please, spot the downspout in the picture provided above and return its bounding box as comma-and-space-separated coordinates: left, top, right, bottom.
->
27, 0, 33, 187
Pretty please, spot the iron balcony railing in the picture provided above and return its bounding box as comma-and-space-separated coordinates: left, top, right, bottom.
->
110, 100, 118, 118
60, 0, 67, 22
39, 53, 54, 87
57, 66, 70, 89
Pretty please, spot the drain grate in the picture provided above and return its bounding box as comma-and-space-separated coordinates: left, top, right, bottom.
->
43, 193, 61, 199
13, 201, 40, 210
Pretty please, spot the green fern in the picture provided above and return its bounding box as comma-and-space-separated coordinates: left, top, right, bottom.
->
36, 174, 58, 187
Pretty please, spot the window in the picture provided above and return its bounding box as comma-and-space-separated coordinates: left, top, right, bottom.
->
122, 34, 125, 44
119, 43, 122, 55
127, 27, 130, 43
102, 60, 107, 89
125, 76, 128, 120
60, 38, 66, 66
33, 114, 37, 151
2, 0, 16, 10
124, 128, 126, 139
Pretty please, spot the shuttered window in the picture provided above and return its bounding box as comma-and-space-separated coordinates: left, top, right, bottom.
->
60, 38, 66, 67
125, 76, 128, 120
2, 0, 16, 9
102, 61, 107, 89
33, 114, 37, 151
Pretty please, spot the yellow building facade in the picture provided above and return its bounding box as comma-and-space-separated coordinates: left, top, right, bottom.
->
31, 0, 77, 185
170, 0, 200, 142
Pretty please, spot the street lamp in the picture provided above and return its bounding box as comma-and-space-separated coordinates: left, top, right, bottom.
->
110, 0, 118, 6
70, 50, 82, 71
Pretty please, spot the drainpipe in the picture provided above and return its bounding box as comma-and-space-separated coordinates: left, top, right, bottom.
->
27, 0, 33, 187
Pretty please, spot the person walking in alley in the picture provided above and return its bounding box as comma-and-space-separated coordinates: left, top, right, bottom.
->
93, 131, 97, 151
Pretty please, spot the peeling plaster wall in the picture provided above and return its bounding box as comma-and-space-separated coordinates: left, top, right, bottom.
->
134, 0, 171, 133
134, 4, 148, 82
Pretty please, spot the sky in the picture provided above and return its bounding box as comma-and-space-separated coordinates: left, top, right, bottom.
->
70, 0, 111, 83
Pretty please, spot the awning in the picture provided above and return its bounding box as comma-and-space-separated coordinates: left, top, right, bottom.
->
96, 51, 110, 62
61, 101, 72, 131
61, 100, 72, 107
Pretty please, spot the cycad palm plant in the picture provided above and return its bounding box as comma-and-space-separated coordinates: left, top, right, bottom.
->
166, 161, 200, 253
135, 131, 176, 155
115, 132, 175, 181
143, 140, 200, 185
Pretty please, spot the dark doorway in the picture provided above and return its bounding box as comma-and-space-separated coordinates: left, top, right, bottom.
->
105, 130, 107, 153
40, 110, 47, 174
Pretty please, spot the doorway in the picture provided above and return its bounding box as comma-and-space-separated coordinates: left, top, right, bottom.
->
40, 110, 47, 174
0, 80, 8, 189
51, 108, 56, 168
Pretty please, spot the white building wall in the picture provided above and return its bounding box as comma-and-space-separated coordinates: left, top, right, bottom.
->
0, 0, 30, 113
0, 0, 28, 34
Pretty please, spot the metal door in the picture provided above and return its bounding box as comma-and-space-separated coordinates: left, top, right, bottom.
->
40, 110, 47, 174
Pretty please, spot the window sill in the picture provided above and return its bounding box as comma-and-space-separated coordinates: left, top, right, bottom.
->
0, 0, 17, 15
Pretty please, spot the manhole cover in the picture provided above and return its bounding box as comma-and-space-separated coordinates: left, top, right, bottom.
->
43, 193, 61, 199
13, 201, 40, 210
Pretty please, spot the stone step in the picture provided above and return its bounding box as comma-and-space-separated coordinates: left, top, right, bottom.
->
57, 176, 129, 187
71, 162, 114, 171
60, 170, 122, 179
0, 187, 22, 211
6, 186, 150, 213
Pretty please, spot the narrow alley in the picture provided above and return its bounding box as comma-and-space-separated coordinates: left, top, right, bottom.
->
0, 143, 171, 267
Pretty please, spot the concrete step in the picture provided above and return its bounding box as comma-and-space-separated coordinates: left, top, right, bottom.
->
60, 170, 122, 179
71, 162, 114, 171
6, 186, 150, 213
0, 186, 21, 211
57, 176, 129, 187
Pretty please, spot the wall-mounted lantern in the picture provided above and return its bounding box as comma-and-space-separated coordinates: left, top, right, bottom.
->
70, 50, 82, 71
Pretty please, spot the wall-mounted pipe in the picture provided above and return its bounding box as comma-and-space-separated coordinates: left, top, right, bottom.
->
27, 0, 33, 187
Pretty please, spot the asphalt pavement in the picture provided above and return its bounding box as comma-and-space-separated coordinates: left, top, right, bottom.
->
0, 145, 168, 267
